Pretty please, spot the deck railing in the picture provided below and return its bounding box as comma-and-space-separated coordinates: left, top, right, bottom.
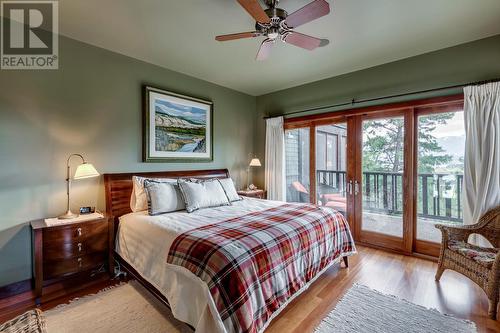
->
315, 170, 463, 222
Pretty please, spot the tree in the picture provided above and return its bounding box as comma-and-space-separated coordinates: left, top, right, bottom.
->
362, 113, 454, 173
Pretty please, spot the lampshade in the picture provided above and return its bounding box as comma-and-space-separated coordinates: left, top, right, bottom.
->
74, 163, 100, 179
249, 158, 261, 167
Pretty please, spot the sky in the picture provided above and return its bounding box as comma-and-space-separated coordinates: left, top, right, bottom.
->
156, 99, 206, 123
432, 111, 464, 138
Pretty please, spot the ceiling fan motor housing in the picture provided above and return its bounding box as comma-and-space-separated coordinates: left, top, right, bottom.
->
264, 0, 280, 7
256, 7, 290, 41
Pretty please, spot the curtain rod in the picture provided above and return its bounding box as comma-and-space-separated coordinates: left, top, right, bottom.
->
263, 77, 500, 120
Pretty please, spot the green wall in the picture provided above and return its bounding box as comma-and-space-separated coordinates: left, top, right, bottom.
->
1, 32, 500, 288
0, 36, 256, 287
253, 34, 500, 187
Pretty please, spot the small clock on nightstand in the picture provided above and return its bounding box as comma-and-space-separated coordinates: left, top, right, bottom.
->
237, 189, 267, 199
30, 214, 114, 304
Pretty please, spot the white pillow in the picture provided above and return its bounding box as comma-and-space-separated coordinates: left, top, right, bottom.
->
178, 179, 230, 213
143, 180, 185, 215
218, 178, 241, 202
130, 176, 177, 212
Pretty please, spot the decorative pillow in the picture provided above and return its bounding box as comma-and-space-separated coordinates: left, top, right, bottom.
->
143, 180, 185, 215
178, 179, 230, 213
130, 176, 177, 212
218, 178, 242, 202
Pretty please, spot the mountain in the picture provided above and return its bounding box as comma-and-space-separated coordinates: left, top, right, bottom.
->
155, 104, 205, 125
436, 135, 465, 158
155, 113, 204, 129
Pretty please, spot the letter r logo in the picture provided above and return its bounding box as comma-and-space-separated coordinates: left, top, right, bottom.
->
1, 1, 55, 55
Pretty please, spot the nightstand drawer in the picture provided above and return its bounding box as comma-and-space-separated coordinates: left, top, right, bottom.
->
43, 233, 108, 260
43, 252, 107, 279
42, 219, 108, 244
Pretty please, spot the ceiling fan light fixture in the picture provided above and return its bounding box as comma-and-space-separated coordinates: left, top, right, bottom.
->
268, 31, 279, 39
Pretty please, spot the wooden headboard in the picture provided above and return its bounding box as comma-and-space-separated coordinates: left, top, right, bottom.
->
104, 169, 230, 225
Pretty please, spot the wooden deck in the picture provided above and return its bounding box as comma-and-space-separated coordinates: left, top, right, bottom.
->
362, 211, 450, 242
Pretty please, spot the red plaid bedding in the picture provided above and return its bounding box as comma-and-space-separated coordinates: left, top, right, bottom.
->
167, 203, 356, 333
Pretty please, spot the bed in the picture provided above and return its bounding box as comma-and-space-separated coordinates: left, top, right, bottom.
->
104, 169, 356, 333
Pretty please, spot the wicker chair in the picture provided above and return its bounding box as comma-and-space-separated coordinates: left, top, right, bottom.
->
435, 206, 500, 319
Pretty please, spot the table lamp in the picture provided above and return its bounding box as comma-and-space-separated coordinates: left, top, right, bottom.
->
59, 154, 100, 219
247, 157, 261, 190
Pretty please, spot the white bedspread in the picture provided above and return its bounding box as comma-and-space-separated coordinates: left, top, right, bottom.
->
116, 198, 281, 333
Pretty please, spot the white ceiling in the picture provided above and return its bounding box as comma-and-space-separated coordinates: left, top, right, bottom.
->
58, 0, 500, 96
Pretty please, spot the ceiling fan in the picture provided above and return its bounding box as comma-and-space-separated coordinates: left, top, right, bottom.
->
216, 0, 331, 61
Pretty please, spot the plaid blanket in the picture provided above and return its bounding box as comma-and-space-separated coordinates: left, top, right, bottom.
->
167, 203, 356, 333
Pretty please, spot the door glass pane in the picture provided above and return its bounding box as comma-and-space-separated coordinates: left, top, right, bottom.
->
417, 111, 465, 242
326, 135, 338, 170
316, 123, 347, 215
316, 132, 326, 170
361, 117, 404, 237
339, 136, 347, 171
285, 128, 310, 203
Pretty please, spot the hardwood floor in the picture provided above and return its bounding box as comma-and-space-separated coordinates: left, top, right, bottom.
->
1, 246, 499, 332
267, 246, 500, 333
0, 274, 119, 325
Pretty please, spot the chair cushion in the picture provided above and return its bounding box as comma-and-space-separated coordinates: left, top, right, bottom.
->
448, 240, 498, 268
321, 193, 347, 203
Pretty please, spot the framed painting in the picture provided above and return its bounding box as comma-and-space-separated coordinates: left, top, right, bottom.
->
143, 86, 213, 162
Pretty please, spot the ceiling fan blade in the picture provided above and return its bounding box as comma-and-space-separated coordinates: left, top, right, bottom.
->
216, 31, 260, 41
285, 0, 330, 28
237, 0, 271, 23
256, 39, 274, 61
284, 32, 322, 50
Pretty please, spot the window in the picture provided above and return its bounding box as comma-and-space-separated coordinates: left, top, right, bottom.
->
283, 95, 464, 256
416, 111, 465, 243
361, 116, 405, 237
285, 128, 310, 203
316, 123, 348, 215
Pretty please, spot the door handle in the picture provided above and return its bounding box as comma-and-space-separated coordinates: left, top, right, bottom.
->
347, 180, 353, 195
354, 180, 360, 196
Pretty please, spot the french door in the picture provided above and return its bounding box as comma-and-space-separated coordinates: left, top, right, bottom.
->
353, 110, 413, 253
314, 119, 356, 232
413, 104, 466, 256
283, 95, 465, 257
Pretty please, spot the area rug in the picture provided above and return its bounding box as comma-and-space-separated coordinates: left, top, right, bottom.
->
43, 280, 192, 333
315, 284, 476, 333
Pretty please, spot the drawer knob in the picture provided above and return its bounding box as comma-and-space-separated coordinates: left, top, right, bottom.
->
78, 257, 83, 268
77, 243, 82, 252
77, 227, 82, 237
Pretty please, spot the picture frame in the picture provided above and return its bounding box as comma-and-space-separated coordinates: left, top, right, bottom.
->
143, 86, 213, 162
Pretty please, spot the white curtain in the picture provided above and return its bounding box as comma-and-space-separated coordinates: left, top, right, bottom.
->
265, 116, 285, 201
463, 82, 500, 245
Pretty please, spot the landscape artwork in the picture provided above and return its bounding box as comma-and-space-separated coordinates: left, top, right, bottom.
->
144, 86, 213, 162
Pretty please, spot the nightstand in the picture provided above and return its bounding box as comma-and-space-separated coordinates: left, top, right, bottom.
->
30, 215, 114, 304
237, 189, 267, 199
